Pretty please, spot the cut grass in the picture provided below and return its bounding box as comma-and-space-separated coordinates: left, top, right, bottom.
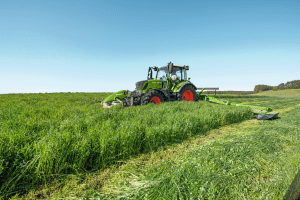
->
0, 93, 253, 198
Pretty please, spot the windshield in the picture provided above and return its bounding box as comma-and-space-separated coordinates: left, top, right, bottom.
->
156, 68, 168, 81
156, 66, 186, 81
172, 67, 186, 81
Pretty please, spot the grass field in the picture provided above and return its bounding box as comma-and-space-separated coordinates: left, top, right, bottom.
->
0, 92, 253, 199
11, 89, 300, 199
94, 89, 299, 200
254, 88, 300, 98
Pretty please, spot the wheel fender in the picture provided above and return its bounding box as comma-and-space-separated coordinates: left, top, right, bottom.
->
151, 89, 168, 101
177, 83, 197, 93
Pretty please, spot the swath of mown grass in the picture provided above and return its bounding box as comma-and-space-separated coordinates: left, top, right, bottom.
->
0, 93, 252, 198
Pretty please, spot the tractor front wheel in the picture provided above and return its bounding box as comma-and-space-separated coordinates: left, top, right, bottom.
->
141, 90, 164, 105
177, 85, 198, 101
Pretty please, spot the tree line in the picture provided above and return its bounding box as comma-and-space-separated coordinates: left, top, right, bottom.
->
200, 79, 300, 95
254, 79, 300, 93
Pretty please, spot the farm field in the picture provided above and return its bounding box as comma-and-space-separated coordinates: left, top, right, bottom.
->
9, 89, 300, 199
96, 90, 300, 199
0, 92, 253, 199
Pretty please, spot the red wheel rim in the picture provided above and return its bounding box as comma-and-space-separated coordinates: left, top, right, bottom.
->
182, 90, 194, 101
150, 96, 161, 104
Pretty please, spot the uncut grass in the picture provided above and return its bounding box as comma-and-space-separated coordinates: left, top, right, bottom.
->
0, 93, 252, 198
254, 89, 300, 98
103, 107, 300, 200
207, 89, 300, 99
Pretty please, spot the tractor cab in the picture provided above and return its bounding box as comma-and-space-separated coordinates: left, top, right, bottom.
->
134, 62, 192, 94
168, 65, 188, 90
154, 62, 189, 90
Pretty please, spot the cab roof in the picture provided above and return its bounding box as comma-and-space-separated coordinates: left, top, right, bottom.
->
157, 62, 189, 72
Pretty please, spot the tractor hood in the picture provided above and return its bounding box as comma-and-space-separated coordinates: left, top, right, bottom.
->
135, 80, 148, 90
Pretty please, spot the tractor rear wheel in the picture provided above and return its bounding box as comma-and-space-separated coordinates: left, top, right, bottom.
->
141, 90, 164, 105
177, 85, 198, 101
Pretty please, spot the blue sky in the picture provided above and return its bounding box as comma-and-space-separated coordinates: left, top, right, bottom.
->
1, 0, 299, 93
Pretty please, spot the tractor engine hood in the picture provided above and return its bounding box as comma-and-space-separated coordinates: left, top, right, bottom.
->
135, 80, 148, 90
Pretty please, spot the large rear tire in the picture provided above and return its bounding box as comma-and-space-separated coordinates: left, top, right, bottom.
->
141, 90, 164, 105
177, 85, 198, 101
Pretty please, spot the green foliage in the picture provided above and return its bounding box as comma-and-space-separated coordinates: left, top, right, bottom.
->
278, 80, 300, 90
257, 80, 300, 91
278, 83, 285, 90
254, 85, 273, 93
0, 93, 253, 198
273, 86, 278, 91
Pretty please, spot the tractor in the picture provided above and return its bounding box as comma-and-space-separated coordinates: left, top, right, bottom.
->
101, 62, 198, 108
101, 61, 279, 120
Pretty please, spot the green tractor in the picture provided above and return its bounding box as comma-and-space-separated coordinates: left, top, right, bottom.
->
101, 62, 198, 108
101, 61, 279, 120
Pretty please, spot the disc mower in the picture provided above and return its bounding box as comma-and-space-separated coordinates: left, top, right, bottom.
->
101, 62, 279, 120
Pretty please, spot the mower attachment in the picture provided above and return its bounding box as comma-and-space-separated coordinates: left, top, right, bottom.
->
101, 98, 123, 108
203, 96, 279, 120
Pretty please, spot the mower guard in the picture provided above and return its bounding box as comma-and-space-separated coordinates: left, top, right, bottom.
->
101, 90, 128, 108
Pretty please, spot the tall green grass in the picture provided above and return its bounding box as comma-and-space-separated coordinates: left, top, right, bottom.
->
102, 105, 300, 200
99, 97, 300, 200
0, 93, 252, 198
